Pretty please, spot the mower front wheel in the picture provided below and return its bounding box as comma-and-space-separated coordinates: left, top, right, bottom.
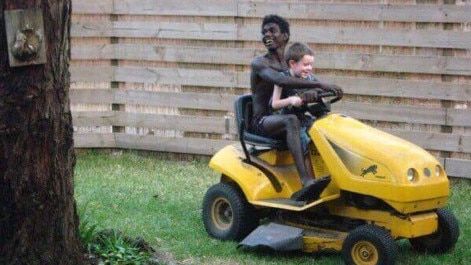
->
409, 208, 460, 254
342, 224, 397, 265
202, 182, 258, 241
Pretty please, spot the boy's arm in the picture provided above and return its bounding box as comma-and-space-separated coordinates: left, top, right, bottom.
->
252, 58, 343, 96
272, 85, 303, 110
271, 85, 283, 110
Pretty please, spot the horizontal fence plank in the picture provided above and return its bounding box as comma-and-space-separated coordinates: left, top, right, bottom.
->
462, 135, 471, 154
324, 75, 471, 102
71, 44, 471, 76
70, 89, 235, 111
333, 102, 446, 125
447, 108, 471, 127
444, 158, 471, 179
70, 89, 114, 104
70, 66, 239, 87
71, 44, 257, 65
70, 65, 471, 102
114, 134, 235, 155
71, 21, 237, 40
237, 2, 471, 23
74, 132, 235, 155
73, 133, 116, 148
73, 111, 236, 134
72, 110, 471, 153
72, 0, 471, 24
385, 129, 471, 153
73, 131, 470, 178
316, 53, 471, 76
71, 22, 471, 50
288, 25, 471, 50
73, 0, 236, 16
70, 66, 115, 83
70, 89, 471, 126
115, 0, 235, 16
114, 67, 237, 87
72, 0, 113, 14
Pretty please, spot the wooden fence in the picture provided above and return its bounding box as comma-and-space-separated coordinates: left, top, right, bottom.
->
70, 0, 471, 178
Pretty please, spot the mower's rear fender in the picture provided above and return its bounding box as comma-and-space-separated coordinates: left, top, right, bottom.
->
209, 144, 296, 201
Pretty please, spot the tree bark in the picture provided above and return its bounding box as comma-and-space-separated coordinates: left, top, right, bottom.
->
0, 1, 83, 264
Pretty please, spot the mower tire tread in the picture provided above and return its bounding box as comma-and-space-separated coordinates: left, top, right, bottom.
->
409, 208, 460, 254
342, 224, 397, 265
202, 182, 258, 241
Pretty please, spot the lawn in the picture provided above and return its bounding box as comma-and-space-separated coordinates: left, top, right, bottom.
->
74, 150, 471, 265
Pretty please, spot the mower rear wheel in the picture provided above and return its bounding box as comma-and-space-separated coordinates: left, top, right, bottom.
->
342, 224, 397, 265
202, 182, 258, 241
409, 208, 460, 254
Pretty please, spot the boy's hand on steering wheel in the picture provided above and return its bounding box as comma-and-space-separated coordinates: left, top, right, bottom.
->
289, 96, 303, 107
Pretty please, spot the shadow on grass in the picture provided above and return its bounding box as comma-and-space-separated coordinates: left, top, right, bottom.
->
237, 245, 343, 264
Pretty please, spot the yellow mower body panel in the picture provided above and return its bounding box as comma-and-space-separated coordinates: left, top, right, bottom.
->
205, 96, 459, 260
209, 144, 301, 201
209, 113, 449, 214
310, 114, 449, 214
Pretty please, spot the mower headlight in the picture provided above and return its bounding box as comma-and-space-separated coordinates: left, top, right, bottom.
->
424, 168, 431, 177
407, 168, 418, 182
435, 165, 442, 177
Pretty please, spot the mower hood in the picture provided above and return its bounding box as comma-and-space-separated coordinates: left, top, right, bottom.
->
314, 114, 441, 180
311, 114, 449, 208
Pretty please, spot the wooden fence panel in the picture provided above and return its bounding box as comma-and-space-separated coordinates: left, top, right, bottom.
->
72, 45, 471, 76
235, 73, 471, 101
70, 89, 471, 127
70, 89, 235, 111
73, 0, 237, 16
71, 110, 471, 155
71, 21, 471, 50
70, 66, 471, 102
70, 66, 239, 88
74, 133, 116, 148
444, 159, 471, 179
114, 134, 233, 155
237, 2, 471, 23
324, 76, 471, 101
70, 0, 471, 178
73, 0, 471, 24
71, 65, 471, 101
73, 111, 233, 135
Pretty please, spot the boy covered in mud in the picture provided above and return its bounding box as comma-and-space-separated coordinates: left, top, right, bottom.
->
250, 15, 342, 200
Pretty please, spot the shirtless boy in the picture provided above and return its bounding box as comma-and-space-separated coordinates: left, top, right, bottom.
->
250, 14, 342, 199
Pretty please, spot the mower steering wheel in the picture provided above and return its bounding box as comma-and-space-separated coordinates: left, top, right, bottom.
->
289, 91, 341, 117
302, 91, 341, 118
316, 91, 341, 104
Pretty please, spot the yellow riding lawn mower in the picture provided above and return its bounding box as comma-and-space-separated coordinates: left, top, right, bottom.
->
202, 93, 460, 265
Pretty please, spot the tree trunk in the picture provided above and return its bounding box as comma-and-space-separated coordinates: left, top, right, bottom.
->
0, 1, 83, 264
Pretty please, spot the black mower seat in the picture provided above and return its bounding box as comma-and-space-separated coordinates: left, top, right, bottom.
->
234, 94, 286, 150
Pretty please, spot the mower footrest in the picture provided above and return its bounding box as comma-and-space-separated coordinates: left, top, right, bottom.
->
291, 175, 331, 202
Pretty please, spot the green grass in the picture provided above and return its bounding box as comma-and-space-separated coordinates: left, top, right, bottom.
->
75, 150, 471, 265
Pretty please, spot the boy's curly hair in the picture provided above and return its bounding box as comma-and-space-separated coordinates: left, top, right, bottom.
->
262, 14, 290, 42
